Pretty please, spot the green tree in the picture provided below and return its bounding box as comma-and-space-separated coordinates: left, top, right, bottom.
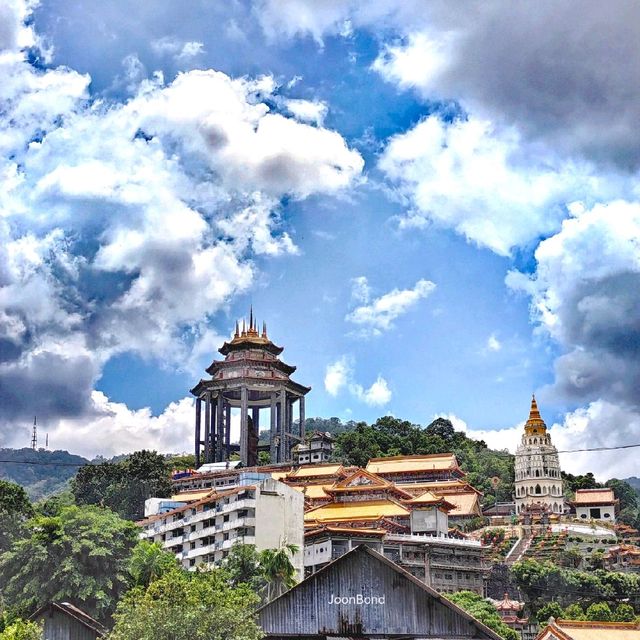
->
537, 602, 564, 624
0, 619, 42, 640
223, 544, 266, 591
128, 540, 179, 588
165, 454, 196, 471
563, 603, 585, 620
0, 481, 34, 553
108, 569, 262, 640
35, 491, 75, 517
584, 602, 613, 621
72, 450, 172, 521
0, 505, 138, 621
259, 543, 299, 601
614, 603, 636, 622
446, 591, 518, 640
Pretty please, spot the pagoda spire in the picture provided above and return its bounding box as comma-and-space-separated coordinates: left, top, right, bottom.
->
524, 393, 547, 434
262, 321, 267, 338
234, 320, 240, 339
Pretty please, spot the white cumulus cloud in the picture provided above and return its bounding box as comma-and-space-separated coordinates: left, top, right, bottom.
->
379, 116, 608, 256
346, 277, 435, 336
324, 356, 392, 406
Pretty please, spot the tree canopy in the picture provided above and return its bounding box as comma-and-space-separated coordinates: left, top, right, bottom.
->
108, 568, 262, 640
128, 540, 180, 588
0, 504, 139, 621
511, 558, 640, 616
72, 450, 172, 521
446, 591, 518, 640
0, 481, 34, 553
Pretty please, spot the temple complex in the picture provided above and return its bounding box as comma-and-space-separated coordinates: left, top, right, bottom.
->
190, 311, 310, 466
514, 396, 565, 516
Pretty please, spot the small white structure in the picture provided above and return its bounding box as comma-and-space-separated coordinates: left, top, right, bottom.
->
514, 396, 565, 516
570, 488, 619, 523
138, 475, 304, 578
144, 498, 188, 517
294, 431, 335, 464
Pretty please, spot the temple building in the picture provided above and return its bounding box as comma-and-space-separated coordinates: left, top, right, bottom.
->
569, 488, 619, 523
514, 396, 565, 516
190, 311, 310, 466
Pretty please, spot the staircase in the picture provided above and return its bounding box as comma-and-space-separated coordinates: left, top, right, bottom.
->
504, 530, 532, 566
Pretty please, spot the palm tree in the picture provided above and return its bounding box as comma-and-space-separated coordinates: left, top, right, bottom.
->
128, 540, 179, 587
259, 542, 299, 601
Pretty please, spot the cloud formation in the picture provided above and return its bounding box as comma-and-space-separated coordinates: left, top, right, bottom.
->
324, 356, 392, 407
257, 0, 640, 168
346, 277, 435, 336
0, 0, 363, 450
379, 116, 610, 256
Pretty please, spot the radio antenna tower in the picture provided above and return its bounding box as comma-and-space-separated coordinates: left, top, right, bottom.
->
31, 416, 37, 450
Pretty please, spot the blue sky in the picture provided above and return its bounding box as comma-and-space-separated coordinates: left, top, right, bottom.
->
2, 0, 640, 478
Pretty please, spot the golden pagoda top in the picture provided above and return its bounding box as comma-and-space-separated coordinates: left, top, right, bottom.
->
217, 307, 284, 356
524, 394, 547, 436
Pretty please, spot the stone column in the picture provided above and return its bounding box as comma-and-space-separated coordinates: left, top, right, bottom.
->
195, 397, 202, 467
240, 386, 249, 465
270, 392, 277, 463
299, 395, 305, 443
279, 388, 287, 463
216, 393, 224, 462
224, 403, 231, 460
204, 392, 211, 464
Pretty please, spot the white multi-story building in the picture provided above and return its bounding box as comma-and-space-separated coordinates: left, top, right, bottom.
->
139, 474, 304, 578
514, 396, 564, 515
293, 431, 335, 465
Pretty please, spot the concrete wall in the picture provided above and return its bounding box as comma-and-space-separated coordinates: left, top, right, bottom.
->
255, 478, 305, 580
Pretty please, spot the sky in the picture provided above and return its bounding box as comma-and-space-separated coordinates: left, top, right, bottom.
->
1, 0, 640, 479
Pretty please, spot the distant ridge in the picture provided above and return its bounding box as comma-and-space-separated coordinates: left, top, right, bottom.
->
0, 447, 89, 501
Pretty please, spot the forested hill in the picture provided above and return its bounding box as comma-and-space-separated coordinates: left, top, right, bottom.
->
0, 448, 88, 501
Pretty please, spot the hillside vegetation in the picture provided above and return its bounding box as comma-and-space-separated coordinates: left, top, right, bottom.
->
0, 448, 88, 501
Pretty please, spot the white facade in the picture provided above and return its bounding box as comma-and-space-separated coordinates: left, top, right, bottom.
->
294, 432, 334, 465
139, 476, 304, 578
514, 398, 565, 515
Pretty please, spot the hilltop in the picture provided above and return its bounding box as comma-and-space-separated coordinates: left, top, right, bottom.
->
0, 448, 89, 501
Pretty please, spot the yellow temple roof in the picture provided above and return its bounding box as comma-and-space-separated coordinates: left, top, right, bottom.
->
304, 499, 410, 523
288, 464, 344, 479
438, 492, 481, 517
291, 484, 333, 499
171, 489, 214, 502
366, 454, 460, 475
541, 620, 640, 640
524, 394, 547, 435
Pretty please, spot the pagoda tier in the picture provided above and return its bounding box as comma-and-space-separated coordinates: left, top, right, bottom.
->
190, 311, 310, 467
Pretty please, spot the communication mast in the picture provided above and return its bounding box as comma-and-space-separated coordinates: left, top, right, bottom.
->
30, 416, 37, 450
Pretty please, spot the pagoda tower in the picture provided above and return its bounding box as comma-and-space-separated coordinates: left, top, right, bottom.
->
514, 396, 565, 515
190, 310, 310, 467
